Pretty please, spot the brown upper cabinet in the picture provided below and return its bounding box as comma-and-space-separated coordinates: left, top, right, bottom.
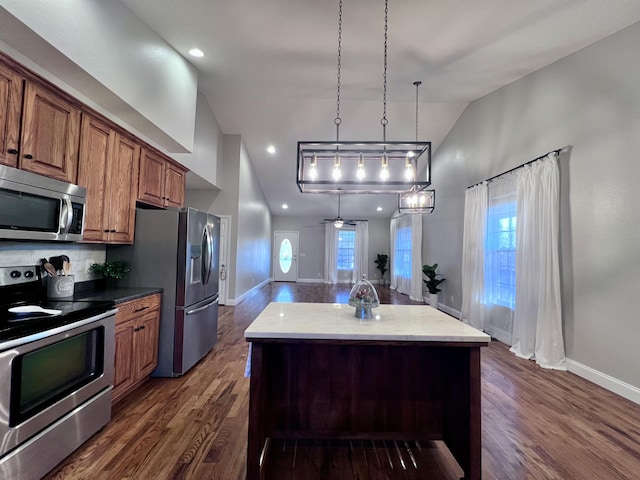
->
77, 114, 140, 243
0, 62, 23, 168
20, 81, 81, 183
138, 148, 186, 208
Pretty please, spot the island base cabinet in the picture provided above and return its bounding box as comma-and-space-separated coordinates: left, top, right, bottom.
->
112, 294, 161, 404
247, 341, 482, 480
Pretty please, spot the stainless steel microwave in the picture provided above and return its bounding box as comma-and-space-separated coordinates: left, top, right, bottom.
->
0, 165, 86, 242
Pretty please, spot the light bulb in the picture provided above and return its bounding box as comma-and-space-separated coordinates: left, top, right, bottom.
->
356, 154, 366, 180
379, 154, 389, 181
334, 219, 344, 228
405, 164, 415, 181
332, 156, 342, 180
419, 194, 427, 206
308, 154, 318, 180
405, 156, 415, 181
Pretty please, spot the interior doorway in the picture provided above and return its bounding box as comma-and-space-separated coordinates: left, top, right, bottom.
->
217, 215, 231, 305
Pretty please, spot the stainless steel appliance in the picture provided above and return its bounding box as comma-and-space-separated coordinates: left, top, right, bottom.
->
0, 165, 86, 242
109, 207, 220, 377
0, 265, 116, 480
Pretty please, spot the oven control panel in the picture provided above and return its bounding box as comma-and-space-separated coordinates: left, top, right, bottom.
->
0, 266, 39, 287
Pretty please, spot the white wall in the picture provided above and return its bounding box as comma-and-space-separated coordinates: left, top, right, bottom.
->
424, 22, 640, 392
174, 92, 224, 188
0, 1, 197, 153
235, 142, 272, 298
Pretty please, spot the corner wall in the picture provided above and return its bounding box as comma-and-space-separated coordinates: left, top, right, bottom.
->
424, 22, 640, 397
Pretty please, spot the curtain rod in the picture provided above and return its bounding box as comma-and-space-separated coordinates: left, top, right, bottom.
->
466, 146, 567, 189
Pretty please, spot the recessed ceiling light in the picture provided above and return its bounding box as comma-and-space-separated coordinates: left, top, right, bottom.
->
377, 206, 383, 211
188, 48, 204, 58
282, 204, 288, 209
267, 145, 276, 155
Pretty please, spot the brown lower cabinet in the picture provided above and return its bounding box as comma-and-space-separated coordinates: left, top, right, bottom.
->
113, 294, 161, 404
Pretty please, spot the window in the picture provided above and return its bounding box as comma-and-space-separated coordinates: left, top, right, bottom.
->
485, 201, 516, 309
337, 230, 355, 270
393, 226, 412, 279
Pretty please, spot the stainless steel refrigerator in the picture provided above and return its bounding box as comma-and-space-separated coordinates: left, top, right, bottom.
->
108, 207, 220, 377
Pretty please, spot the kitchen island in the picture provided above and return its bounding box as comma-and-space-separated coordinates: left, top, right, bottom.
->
244, 302, 490, 480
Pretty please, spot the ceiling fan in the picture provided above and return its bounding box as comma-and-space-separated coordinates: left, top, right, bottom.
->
324, 194, 358, 228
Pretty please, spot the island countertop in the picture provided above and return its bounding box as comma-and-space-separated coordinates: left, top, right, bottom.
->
244, 302, 491, 343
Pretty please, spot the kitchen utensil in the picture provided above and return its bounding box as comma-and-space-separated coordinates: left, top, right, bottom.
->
43, 262, 57, 277
49, 256, 65, 273
8, 305, 63, 315
63, 261, 72, 276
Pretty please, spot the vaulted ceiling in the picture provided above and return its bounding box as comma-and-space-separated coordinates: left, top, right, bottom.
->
121, 1, 640, 219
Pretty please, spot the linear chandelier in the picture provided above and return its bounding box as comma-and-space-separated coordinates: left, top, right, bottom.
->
296, 0, 431, 195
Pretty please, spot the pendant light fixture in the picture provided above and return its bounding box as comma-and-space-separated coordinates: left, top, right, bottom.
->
296, 0, 431, 194
398, 81, 435, 213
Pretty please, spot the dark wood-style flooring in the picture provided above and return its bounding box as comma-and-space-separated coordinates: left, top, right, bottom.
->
43, 283, 640, 479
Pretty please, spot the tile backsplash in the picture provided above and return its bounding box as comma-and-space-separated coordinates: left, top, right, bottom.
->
0, 242, 106, 282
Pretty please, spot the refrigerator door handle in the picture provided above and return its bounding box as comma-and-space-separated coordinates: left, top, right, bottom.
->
186, 298, 219, 315
201, 224, 213, 286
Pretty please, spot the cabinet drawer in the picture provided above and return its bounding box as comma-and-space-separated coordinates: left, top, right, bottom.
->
116, 293, 161, 325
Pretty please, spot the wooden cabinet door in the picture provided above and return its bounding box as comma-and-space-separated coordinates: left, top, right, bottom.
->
107, 133, 140, 243
164, 162, 186, 208
77, 114, 110, 242
0, 63, 23, 167
113, 319, 136, 403
138, 148, 166, 207
20, 81, 80, 182
135, 311, 160, 379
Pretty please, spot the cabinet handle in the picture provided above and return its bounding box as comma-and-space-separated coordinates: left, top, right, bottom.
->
104, 229, 110, 233
140, 325, 145, 330
134, 306, 149, 313
110, 229, 117, 233
7, 149, 18, 154
24, 154, 33, 159
134, 327, 139, 332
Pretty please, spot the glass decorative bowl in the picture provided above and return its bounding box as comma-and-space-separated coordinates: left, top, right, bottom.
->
348, 274, 380, 319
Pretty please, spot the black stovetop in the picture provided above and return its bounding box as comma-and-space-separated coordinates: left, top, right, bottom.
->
0, 266, 115, 345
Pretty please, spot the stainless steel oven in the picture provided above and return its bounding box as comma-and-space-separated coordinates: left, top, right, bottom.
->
0, 266, 115, 480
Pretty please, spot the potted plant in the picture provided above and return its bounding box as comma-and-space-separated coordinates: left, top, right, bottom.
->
89, 261, 131, 286
375, 254, 389, 285
422, 263, 445, 308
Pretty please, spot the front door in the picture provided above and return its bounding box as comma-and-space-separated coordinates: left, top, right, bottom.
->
273, 231, 298, 282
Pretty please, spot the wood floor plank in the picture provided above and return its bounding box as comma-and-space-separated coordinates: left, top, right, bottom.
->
41, 282, 640, 480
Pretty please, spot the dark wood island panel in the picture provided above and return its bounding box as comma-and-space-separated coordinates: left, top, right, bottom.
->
247, 339, 486, 479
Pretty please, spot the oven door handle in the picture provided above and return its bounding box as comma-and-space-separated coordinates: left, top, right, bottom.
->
186, 298, 219, 315
0, 308, 118, 351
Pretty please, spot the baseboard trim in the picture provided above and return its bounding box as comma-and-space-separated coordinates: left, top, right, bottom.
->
227, 278, 272, 306
297, 278, 324, 283
566, 358, 640, 405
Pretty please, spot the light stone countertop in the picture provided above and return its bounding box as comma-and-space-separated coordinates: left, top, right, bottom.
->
244, 302, 491, 343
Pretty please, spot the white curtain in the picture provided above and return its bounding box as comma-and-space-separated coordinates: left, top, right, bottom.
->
324, 221, 338, 284
390, 214, 422, 301
510, 153, 566, 370
460, 183, 488, 330
352, 221, 369, 283
390, 217, 399, 289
